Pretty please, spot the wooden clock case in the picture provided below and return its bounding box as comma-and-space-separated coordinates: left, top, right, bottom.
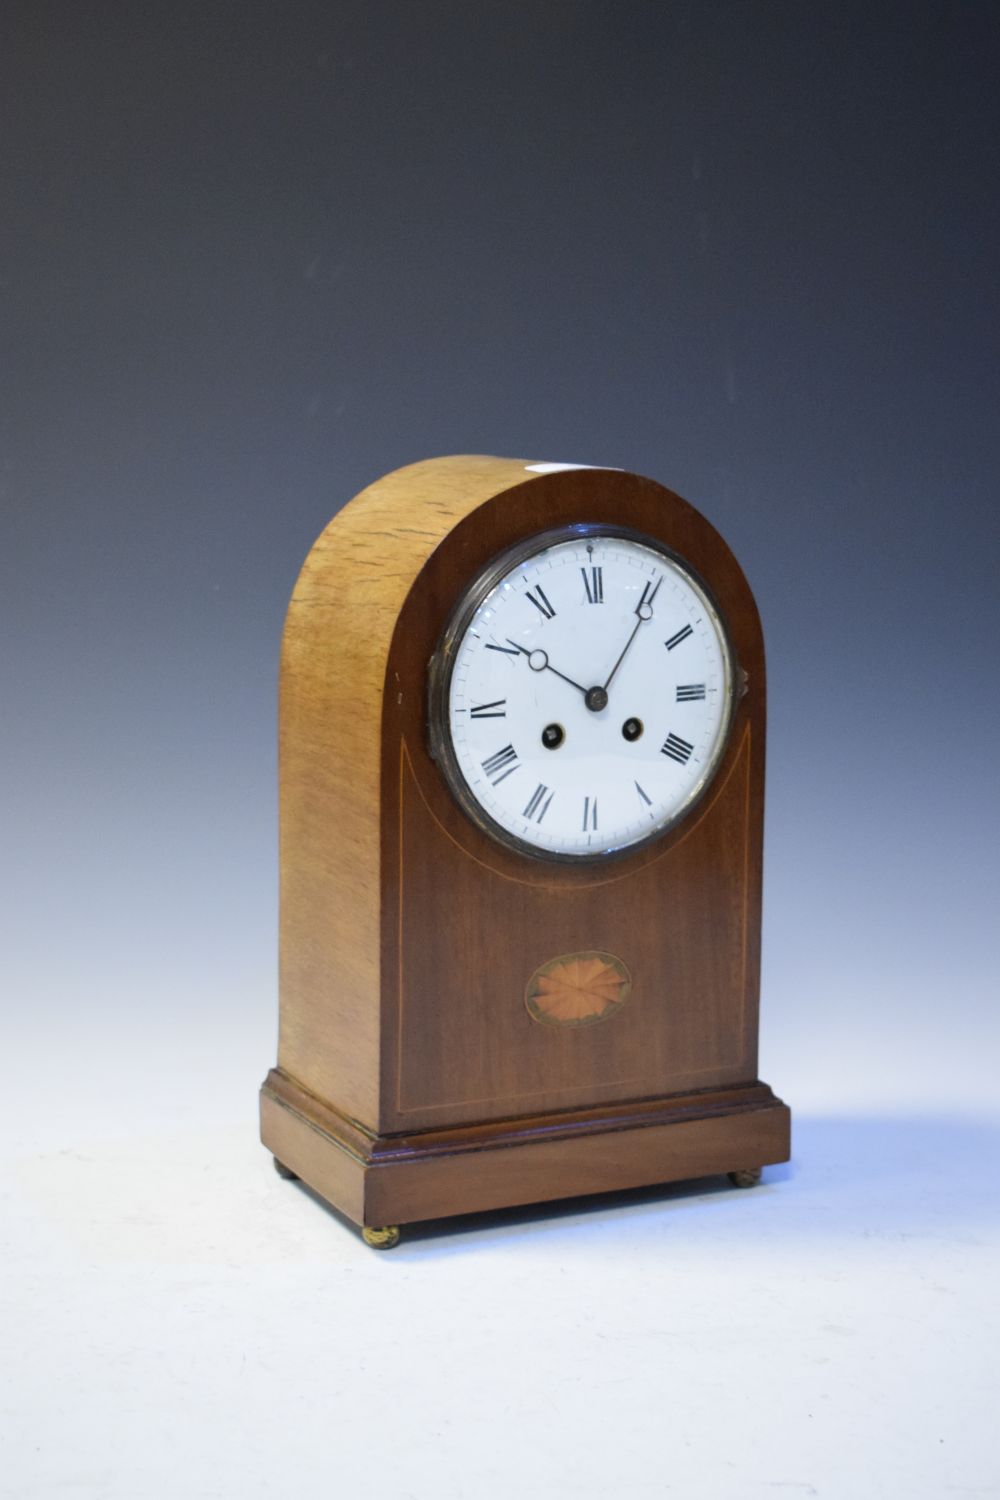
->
260, 456, 790, 1242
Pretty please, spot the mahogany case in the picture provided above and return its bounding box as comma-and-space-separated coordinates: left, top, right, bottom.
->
259, 457, 790, 1233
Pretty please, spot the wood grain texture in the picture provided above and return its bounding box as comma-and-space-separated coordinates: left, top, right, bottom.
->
276, 456, 543, 1125
263, 455, 789, 1231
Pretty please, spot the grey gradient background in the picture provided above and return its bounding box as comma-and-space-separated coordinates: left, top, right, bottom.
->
2, 6, 998, 1496
3, 0, 996, 1105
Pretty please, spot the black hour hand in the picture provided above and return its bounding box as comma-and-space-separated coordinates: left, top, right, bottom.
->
506, 640, 588, 698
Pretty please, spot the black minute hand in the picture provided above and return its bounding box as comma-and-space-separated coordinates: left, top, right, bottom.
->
602, 575, 662, 692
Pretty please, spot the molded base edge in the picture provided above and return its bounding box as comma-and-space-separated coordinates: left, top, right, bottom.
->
259, 1068, 791, 1230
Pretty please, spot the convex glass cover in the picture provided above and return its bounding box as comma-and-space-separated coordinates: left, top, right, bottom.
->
432, 528, 735, 859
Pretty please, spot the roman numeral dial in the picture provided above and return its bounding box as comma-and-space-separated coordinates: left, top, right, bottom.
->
443, 530, 733, 858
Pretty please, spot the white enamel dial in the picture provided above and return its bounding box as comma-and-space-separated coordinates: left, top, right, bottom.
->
440, 529, 734, 859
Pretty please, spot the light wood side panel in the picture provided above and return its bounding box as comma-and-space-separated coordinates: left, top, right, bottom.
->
277, 456, 542, 1126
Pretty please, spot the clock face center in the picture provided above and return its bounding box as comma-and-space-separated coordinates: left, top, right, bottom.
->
439, 527, 735, 860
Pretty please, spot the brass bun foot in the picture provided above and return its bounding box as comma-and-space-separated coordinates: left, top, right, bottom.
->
273, 1157, 299, 1180
728, 1167, 762, 1188
362, 1225, 401, 1250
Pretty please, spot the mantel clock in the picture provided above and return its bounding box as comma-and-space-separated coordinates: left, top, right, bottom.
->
260, 457, 790, 1246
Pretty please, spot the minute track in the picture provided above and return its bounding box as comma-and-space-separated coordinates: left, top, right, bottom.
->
439, 528, 735, 860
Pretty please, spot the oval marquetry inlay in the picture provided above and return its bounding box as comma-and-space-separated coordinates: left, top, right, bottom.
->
525, 951, 632, 1028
